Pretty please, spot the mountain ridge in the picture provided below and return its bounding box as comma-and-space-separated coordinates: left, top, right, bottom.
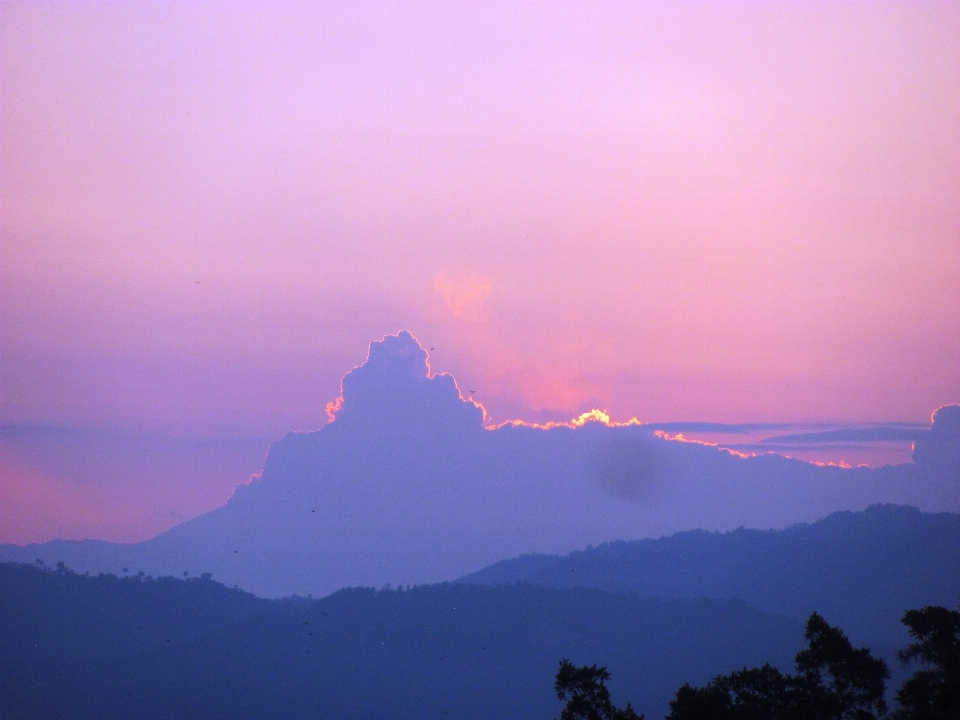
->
458, 503, 960, 647
0, 561, 805, 720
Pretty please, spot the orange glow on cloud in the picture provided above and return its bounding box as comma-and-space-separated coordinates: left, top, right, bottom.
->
649, 429, 855, 467
325, 396, 344, 423
572, 409, 614, 426
652, 429, 756, 459
494, 408, 642, 431
810, 460, 854, 469
429, 272, 614, 421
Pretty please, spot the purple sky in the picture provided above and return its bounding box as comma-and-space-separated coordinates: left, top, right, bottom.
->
1, 1, 958, 543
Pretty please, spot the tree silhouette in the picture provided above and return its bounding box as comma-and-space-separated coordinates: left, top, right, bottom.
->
795, 612, 890, 719
554, 659, 643, 720
893, 604, 960, 720
667, 663, 802, 720
666, 612, 888, 720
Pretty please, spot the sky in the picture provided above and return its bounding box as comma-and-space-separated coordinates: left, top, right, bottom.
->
1, 1, 959, 544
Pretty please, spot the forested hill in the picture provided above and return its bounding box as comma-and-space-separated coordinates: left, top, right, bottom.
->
1, 562, 802, 720
0, 563, 275, 665
458, 504, 960, 646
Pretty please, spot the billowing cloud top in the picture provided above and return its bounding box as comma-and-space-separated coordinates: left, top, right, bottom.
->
913, 404, 960, 473
931, 404, 960, 434
325, 331, 485, 432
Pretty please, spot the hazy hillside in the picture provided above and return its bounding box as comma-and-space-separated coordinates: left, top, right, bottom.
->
1, 562, 804, 720
0, 563, 274, 665
459, 504, 960, 647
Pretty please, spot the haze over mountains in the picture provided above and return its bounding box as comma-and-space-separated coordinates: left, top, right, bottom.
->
3, 333, 958, 718
4, 504, 959, 718
2, 332, 958, 597
1, 563, 806, 720
462, 504, 960, 648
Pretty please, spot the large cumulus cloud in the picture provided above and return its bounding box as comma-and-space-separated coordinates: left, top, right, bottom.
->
3, 331, 957, 598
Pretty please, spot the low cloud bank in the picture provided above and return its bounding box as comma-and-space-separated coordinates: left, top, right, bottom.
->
759, 426, 927, 444
3, 332, 957, 597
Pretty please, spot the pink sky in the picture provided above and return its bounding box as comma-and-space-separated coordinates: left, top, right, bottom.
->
2, 1, 959, 542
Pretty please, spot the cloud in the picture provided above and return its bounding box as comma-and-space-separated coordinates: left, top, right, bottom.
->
432, 274, 492, 321
325, 330, 486, 430
759, 426, 926, 444
654, 422, 926, 467
645, 422, 791, 435
588, 435, 675, 502
913, 404, 960, 473
3, 332, 957, 598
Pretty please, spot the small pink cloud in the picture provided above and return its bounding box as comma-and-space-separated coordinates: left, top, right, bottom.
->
433, 273, 493, 321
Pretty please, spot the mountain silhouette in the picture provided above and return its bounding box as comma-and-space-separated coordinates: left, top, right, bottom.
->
1, 561, 803, 720
459, 503, 960, 647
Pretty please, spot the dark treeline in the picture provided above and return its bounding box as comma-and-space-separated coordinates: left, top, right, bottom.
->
2, 561, 802, 719
0, 561, 274, 665
2, 561, 957, 718
556, 604, 960, 720
4, 562, 956, 720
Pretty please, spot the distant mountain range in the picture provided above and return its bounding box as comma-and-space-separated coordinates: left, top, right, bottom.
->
4, 502, 956, 718
461, 503, 960, 648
